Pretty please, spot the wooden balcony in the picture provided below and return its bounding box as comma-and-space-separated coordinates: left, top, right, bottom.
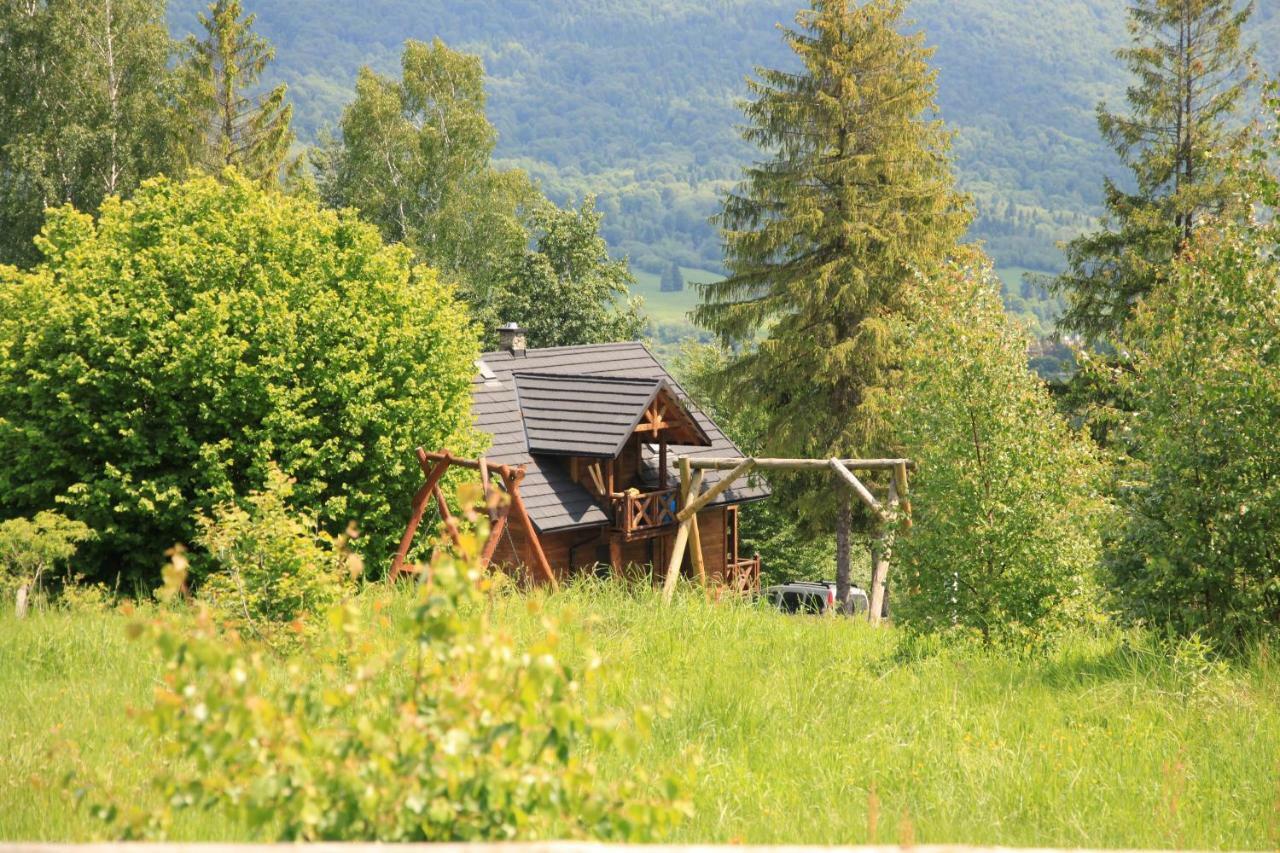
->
610, 487, 679, 541
726, 554, 762, 594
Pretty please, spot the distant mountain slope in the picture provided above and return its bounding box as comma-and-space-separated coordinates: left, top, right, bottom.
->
167, 1, 1279, 276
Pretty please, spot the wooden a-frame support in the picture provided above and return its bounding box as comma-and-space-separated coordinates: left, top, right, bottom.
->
389, 448, 558, 587
662, 456, 914, 625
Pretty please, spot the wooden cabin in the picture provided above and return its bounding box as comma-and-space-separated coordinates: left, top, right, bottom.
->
472, 325, 770, 589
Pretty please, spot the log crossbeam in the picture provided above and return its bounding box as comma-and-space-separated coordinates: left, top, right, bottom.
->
664, 453, 913, 619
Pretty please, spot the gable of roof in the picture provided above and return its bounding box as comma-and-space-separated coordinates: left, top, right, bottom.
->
514, 372, 712, 458
472, 341, 770, 533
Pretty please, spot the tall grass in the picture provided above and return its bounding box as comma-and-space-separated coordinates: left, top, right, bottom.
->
3, 581, 1278, 846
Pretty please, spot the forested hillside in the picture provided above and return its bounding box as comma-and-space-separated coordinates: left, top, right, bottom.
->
165, 0, 1279, 279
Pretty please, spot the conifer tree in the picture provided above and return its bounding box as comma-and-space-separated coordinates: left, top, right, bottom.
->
1054, 0, 1255, 341
183, 0, 294, 185
661, 261, 685, 292
697, 0, 969, 609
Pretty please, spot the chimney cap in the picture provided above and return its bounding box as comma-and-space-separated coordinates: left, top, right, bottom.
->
497, 322, 527, 355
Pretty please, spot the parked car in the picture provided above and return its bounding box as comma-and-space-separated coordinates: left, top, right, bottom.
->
763, 580, 869, 616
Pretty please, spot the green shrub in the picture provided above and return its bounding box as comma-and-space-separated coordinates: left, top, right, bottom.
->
1108, 217, 1280, 647
890, 256, 1108, 645
0, 171, 480, 582
89, 532, 691, 841
0, 512, 94, 611
196, 464, 357, 638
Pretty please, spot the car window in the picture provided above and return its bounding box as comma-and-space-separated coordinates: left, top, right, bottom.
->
779, 591, 824, 614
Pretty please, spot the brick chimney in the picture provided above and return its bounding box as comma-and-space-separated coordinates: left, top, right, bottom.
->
497, 322, 527, 355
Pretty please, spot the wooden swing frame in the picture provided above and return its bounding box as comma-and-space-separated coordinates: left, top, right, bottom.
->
388, 448, 557, 587
663, 456, 914, 624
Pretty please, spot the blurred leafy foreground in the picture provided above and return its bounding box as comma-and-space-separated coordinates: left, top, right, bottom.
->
76, 489, 692, 842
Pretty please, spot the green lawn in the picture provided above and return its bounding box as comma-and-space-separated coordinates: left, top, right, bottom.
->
3, 585, 1278, 846
633, 265, 1059, 337
633, 266, 722, 327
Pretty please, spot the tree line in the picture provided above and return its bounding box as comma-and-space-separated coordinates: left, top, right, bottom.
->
0, 0, 643, 349
687, 0, 1275, 647
2, 0, 1278, 650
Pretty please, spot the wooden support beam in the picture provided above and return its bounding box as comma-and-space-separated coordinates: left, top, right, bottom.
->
478, 457, 496, 522
420, 449, 519, 479
688, 457, 915, 472
829, 459, 887, 523
389, 457, 451, 580
506, 475, 557, 588
663, 521, 690, 602
676, 458, 755, 521
587, 461, 606, 496
432, 484, 462, 548
868, 537, 890, 626
663, 458, 697, 602
686, 467, 706, 591
894, 461, 913, 530
478, 503, 510, 569
609, 535, 623, 575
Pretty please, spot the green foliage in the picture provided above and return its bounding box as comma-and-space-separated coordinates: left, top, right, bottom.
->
1107, 216, 1280, 647
0, 512, 94, 602
0, 0, 187, 267
182, 0, 295, 184
317, 38, 643, 350
487, 196, 644, 349
90, 541, 691, 841
890, 257, 1107, 644
168, 1, 1280, 278
699, 0, 970, 470
7, 588, 1280, 846
1054, 0, 1256, 341
316, 38, 534, 287
195, 464, 357, 637
697, 0, 970, 604
0, 171, 479, 582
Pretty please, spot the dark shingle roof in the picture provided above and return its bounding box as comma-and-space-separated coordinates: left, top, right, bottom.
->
472, 341, 770, 533
515, 373, 663, 458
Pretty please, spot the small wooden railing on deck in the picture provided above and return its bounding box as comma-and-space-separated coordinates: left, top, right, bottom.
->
611, 487, 679, 539
726, 554, 762, 594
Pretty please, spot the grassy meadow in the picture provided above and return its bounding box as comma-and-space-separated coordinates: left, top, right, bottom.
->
632, 265, 723, 326
3, 582, 1278, 847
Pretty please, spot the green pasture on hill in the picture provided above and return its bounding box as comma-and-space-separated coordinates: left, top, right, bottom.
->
633, 266, 723, 327
2, 583, 1278, 847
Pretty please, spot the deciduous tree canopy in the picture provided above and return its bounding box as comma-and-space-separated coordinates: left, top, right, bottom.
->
0, 172, 479, 581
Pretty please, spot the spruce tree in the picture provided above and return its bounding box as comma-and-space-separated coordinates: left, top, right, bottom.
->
696, 0, 969, 609
661, 261, 685, 292
183, 0, 293, 185
1054, 0, 1255, 341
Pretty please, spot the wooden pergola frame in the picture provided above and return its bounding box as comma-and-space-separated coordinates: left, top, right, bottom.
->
663, 456, 915, 624
388, 448, 558, 587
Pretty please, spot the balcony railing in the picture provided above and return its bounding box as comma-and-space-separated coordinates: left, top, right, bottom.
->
611, 487, 679, 540
726, 554, 762, 594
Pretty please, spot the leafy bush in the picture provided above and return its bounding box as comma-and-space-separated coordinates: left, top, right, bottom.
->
0, 512, 94, 611
90, 529, 691, 841
196, 464, 358, 638
890, 257, 1108, 644
1108, 217, 1280, 647
0, 171, 480, 581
